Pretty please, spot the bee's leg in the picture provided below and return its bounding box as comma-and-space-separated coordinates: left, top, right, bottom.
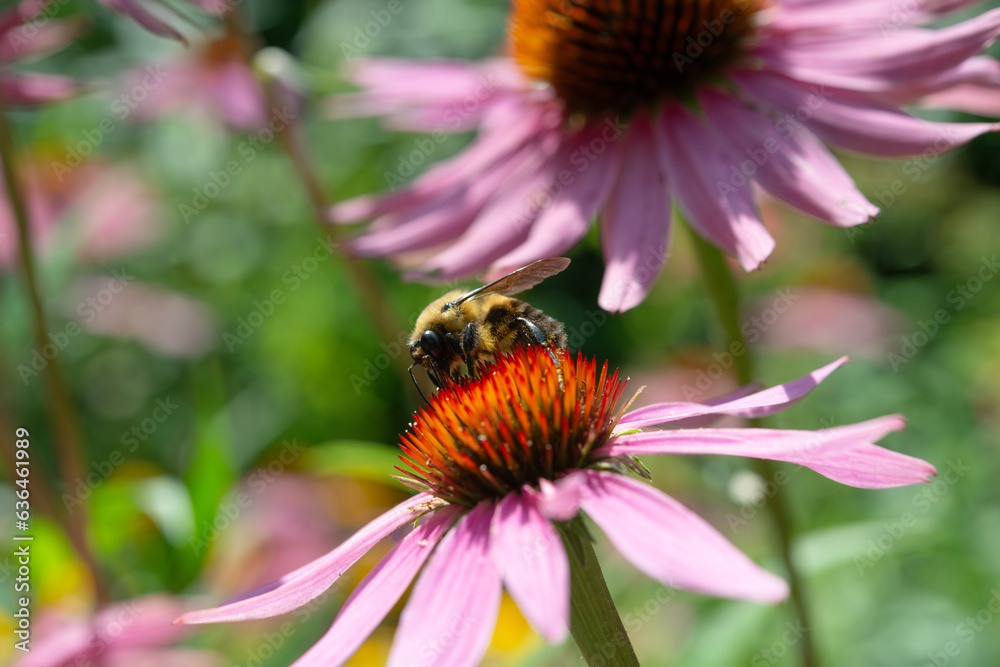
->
517, 317, 565, 389
462, 322, 480, 379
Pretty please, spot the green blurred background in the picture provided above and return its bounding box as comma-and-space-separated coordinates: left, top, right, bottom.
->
2, 0, 1000, 665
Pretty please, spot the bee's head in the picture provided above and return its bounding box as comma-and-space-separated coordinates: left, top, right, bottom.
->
410, 329, 445, 366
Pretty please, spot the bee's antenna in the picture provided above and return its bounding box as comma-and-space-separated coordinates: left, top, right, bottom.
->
408, 363, 429, 404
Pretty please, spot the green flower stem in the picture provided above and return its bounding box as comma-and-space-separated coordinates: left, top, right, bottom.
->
687, 228, 818, 667
222, 14, 409, 389
557, 516, 640, 667
0, 92, 108, 603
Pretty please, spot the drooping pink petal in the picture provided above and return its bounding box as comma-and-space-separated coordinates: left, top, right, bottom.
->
331, 99, 552, 223
417, 133, 565, 278
0, 17, 83, 62
920, 81, 1000, 116
94, 595, 191, 650
330, 58, 521, 132
388, 502, 502, 667
598, 111, 671, 312
601, 415, 937, 488
580, 471, 789, 603
292, 507, 460, 667
532, 475, 586, 521
617, 357, 849, 430
492, 120, 622, 273
489, 492, 569, 643
700, 90, 877, 227
350, 139, 538, 257
768, 0, 978, 34
0, 72, 79, 105
14, 618, 93, 667
177, 494, 435, 624
735, 71, 996, 157
768, 9, 1000, 85
657, 104, 776, 271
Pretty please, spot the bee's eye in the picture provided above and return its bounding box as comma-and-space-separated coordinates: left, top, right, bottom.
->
420, 330, 443, 359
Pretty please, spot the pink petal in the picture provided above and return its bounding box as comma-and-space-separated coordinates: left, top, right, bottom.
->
598, 112, 671, 313
330, 58, 521, 131
657, 105, 776, 271
388, 502, 502, 667
601, 415, 937, 488
735, 71, 996, 157
920, 81, 1000, 116
492, 120, 623, 273
351, 139, 536, 257
15, 619, 93, 667
769, 9, 1000, 84
769, 0, 977, 33
0, 17, 83, 62
331, 99, 550, 223
418, 134, 564, 278
292, 507, 460, 667
1, 72, 79, 105
580, 471, 789, 603
532, 475, 586, 521
490, 492, 569, 643
177, 494, 435, 624
700, 90, 877, 226
617, 357, 849, 430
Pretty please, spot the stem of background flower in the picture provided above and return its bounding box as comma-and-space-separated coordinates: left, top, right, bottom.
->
557, 517, 640, 667
686, 227, 818, 667
0, 94, 109, 603
223, 13, 410, 388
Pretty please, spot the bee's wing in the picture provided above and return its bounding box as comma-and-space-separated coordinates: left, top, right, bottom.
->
453, 258, 570, 305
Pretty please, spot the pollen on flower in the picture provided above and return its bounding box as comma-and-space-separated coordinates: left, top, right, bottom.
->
510, 0, 766, 117
396, 346, 629, 505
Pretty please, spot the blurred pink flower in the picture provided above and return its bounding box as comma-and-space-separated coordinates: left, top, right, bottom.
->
17, 595, 223, 667
121, 33, 268, 130
0, 160, 162, 270
179, 349, 934, 666
0, 0, 84, 105
204, 475, 346, 593
330, 0, 1000, 312
64, 277, 217, 358
751, 287, 907, 359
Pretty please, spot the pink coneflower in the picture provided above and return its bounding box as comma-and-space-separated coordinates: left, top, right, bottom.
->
122, 32, 269, 131
179, 347, 934, 665
18, 595, 223, 667
329, 0, 1000, 311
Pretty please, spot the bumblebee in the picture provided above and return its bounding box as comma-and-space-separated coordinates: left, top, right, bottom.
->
408, 258, 570, 389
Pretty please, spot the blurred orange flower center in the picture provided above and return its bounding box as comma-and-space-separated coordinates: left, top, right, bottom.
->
510, 0, 765, 117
